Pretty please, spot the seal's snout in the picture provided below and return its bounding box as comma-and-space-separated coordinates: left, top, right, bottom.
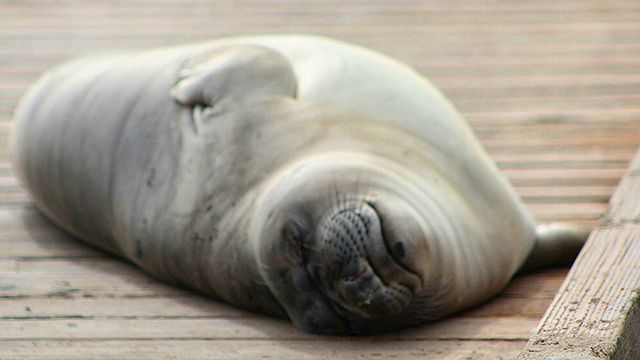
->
316, 202, 414, 320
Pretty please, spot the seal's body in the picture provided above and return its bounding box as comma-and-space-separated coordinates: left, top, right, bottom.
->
11, 36, 585, 334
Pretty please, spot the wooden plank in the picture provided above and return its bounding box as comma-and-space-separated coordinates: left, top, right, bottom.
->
0, 316, 538, 341
0, 296, 256, 319
0, 258, 566, 299
0, 192, 29, 205
465, 297, 554, 318
0, 268, 568, 320
3, 20, 640, 37
0, 207, 61, 230
465, 110, 640, 125
0, 1, 639, 17
0, 224, 104, 259
489, 151, 637, 164
526, 203, 607, 219
482, 135, 640, 148
0, 258, 187, 298
486, 146, 638, 157
518, 152, 640, 359
503, 168, 626, 181
503, 270, 568, 298
476, 124, 640, 139
0, 339, 526, 360
1, 0, 639, 10
501, 162, 628, 170
0, 293, 553, 320
518, 186, 615, 198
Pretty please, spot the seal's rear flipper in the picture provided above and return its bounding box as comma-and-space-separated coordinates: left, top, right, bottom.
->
519, 223, 591, 273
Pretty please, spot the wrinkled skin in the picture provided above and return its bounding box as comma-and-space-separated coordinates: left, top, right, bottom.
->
13, 36, 554, 334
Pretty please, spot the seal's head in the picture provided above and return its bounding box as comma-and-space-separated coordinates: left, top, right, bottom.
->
251, 154, 451, 334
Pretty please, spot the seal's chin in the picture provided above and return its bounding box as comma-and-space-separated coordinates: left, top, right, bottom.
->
308, 201, 422, 326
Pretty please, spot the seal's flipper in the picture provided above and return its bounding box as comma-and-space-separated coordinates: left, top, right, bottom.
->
171, 45, 297, 108
519, 223, 591, 273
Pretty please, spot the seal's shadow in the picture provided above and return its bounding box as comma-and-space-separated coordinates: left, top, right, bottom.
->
22, 208, 495, 358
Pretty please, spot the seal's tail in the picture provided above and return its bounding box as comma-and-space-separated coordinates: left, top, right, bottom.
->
519, 223, 592, 273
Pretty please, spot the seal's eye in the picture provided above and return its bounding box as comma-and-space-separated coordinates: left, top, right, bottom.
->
392, 241, 406, 260
282, 220, 304, 262
367, 200, 412, 266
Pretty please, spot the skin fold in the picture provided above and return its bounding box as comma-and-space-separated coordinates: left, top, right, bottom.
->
11, 35, 585, 334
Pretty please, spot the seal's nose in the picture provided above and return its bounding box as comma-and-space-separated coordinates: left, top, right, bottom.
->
319, 204, 373, 264
316, 202, 414, 320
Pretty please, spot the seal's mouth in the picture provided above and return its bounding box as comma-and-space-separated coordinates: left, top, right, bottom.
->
306, 201, 422, 330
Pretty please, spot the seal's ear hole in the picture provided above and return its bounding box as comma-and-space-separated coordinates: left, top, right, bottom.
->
282, 220, 301, 243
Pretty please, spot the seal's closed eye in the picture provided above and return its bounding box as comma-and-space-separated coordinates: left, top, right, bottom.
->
392, 241, 406, 260
282, 220, 304, 263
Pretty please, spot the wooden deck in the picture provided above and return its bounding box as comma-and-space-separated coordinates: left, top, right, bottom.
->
1, 1, 639, 359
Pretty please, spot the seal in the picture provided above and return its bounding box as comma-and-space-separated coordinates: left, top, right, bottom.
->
11, 35, 588, 334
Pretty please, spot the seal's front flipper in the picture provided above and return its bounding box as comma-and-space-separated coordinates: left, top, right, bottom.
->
170, 45, 297, 108
519, 223, 591, 273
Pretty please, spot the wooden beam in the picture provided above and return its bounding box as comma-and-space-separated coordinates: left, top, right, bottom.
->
518, 151, 640, 359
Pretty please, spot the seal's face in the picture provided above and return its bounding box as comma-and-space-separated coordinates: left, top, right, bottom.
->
252, 157, 439, 334
310, 201, 421, 322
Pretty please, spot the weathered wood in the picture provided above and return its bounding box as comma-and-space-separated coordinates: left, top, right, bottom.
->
0, 340, 526, 360
0, 258, 566, 299
518, 152, 640, 359
0, 316, 537, 340
489, 151, 637, 164
0, 294, 551, 319
0, 258, 188, 298
0, 296, 259, 319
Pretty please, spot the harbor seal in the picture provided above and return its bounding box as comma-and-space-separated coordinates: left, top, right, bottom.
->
11, 36, 588, 334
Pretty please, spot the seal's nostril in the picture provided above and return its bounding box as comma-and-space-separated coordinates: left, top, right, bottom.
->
340, 278, 368, 304
393, 241, 405, 259
342, 280, 358, 294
